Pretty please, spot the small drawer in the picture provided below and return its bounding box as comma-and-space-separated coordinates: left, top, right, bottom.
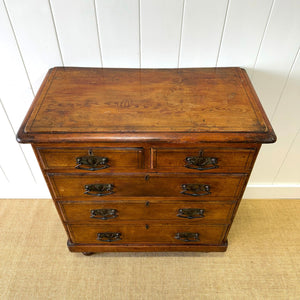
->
152, 147, 256, 172
68, 224, 227, 245
49, 173, 247, 200
36, 147, 144, 170
59, 201, 235, 224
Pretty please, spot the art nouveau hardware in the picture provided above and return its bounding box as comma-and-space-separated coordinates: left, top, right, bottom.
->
84, 184, 114, 196
181, 184, 211, 196
90, 209, 118, 220
97, 232, 122, 242
185, 150, 218, 170
177, 208, 205, 219
174, 232, 200, 242
76, 149, 109, 171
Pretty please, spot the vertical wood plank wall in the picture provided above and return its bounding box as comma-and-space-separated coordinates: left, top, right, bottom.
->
0, 0, 299, 198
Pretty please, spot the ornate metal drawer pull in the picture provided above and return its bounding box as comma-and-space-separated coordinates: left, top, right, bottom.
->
185, 150, 218, 171
76, 155, 109, 171
90, 209, 118, 220
181, 184, 211, 196
174, 232, 200, 242
177, 208, 205, 219
84, 184, 114, 196
97, 232, 122, 242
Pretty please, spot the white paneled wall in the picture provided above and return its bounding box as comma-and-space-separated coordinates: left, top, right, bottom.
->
216, 0, 274, 69
179, 0, 228, 67
96, 0, 140, 67
50, 0, 102, 67
141, 0, 184, 68
0, 0, 299, 198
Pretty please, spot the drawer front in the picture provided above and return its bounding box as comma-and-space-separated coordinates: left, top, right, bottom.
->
36, 147, 144, 170
153, 147, 256, 172
59, 201, 235, 224
49, 174, 247, 199
68, 224, 227, 245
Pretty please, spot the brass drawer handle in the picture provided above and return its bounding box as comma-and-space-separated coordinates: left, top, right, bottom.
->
174, 232, 200, 242
76, 155, 109, 171
177, 208, 205, 219
90, 209, 118, 220
97, 232, 122, 242
185, 150, 218, 171
84, 184, 114, 196
181, 184, 210, 196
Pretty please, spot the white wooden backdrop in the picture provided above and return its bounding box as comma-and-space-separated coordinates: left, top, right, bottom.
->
0, 0, 299, 198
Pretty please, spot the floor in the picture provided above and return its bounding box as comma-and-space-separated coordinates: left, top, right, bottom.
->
0, 199, 299, 300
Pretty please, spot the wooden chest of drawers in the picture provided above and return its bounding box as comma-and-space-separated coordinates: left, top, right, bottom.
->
17, 67, 276, 254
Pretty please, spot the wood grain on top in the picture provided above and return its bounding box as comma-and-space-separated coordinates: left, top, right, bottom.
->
17, 67, 276, 143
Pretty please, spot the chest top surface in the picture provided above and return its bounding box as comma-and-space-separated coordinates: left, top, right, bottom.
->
17, 67, 276, 144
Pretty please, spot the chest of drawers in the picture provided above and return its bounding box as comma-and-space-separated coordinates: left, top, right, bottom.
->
17, 67, 276, 254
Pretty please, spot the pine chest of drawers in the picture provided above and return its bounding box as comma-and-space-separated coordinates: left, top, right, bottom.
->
17, 67, 276, 254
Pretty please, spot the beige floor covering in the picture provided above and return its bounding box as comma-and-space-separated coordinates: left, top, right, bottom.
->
0, 199, 299, 300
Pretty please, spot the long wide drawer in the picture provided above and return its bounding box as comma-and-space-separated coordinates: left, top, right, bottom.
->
36, 147, 144, 170
59, 201, 235, 224
152, 147, 256, 172
49, 173, 247, 200
68, 224, 227, 245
